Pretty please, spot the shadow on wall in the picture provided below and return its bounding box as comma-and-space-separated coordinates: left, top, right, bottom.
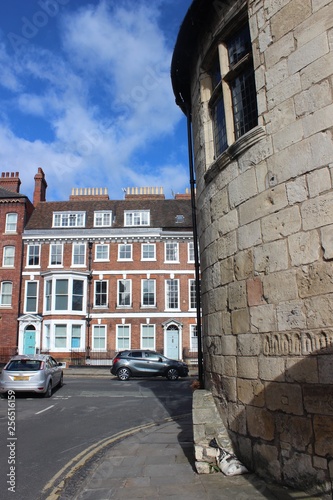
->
205, 342, 333, 497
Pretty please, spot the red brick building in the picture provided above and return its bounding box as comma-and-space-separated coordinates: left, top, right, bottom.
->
0, 172, 34, 359
19, 180, 198, 365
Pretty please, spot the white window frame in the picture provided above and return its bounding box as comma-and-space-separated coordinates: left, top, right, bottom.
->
72, 243, 86, 267
118, 243, 132, 261
49, 243, 63, 267
92, 324, 107, 351
116, 324, 131, 350
165, 279, 180, 310
94, 280, 108, 308
95, 243, 110, 262
52, 211, 85, 228
43, 320, 85, 351
117, 279, 132, 307
71, 324, 83, 349
27, 244, 40, 267
124, 210, 150, 227
190, 324, 198, 351
24, 280, 39, 313
141, 324, 155, 350
141, 279, 156, 307
5, 213, 18, 233
94, 211, 112, 227
43, 275, 86, 315
3, 246, 15, 267
141, 243, 156, 261
165, 242, 179, 263
188, 242, 195, 263
189, 279, 196, 310
0, 281, 12, 306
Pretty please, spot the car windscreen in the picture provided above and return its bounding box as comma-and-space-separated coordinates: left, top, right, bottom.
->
5, 360, 42, 371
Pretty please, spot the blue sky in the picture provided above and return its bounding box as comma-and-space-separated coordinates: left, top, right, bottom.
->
0, 0, 192, 201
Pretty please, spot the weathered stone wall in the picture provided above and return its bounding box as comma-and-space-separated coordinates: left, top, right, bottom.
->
190, 0, 333, 494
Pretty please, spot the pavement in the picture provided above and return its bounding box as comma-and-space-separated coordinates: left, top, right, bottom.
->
49, 367, 328, 500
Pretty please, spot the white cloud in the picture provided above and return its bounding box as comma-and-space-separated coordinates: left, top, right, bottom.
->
0, 0, 188, 201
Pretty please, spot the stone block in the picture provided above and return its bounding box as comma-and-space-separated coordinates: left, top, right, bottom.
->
303, 103, 333, 139
237, 356, 259, 379
239, 184, 288, 226
254, 240, 289, 273
314, 415, 333, 456
266, 97, 296, 135
259, 356, 285, 381
228, 281, 247, 310
237, 334, 261, 356
264, 32, 295, 69
250, 303, 277, 333
272, 119, 303, 152
238, 220, 262, 250
276, 300, 307, 331
265, 381, 303, 415
253, 442, 281, 482
231, 308, 250, 334
195, 461, 212, 474
286, 357, 319, 384
286, 176, 308, 204
222, 355, 237, 377
228, 402, 247, 435
276, 414, 313, 451
237, 378, 265, 406
234, 249, 254, 280
307, 167, 331, 198
220, 335, 237, 356
297, 262, 333, 298
282, 452, 323, 487
318, 355, 333, 384
321, 225, 333, 259
301, 192, 333, 231
262, 206, 301, 243
295, 80, 332, 117
289, 229, 321, 267
220, 256, 234, 285
288, 32, 329, 75
270, 0, 312, 41
301, 52, 333, 90
267, 73, 301, 111
247, 277, 266, 306
304, 385, 333, 415
247, 406, 275, 441
217, 230, 237, 259
304, 294, 333, 328
263, 270, 298, 304
218, 209, 238, 236
228, 168, 258, 208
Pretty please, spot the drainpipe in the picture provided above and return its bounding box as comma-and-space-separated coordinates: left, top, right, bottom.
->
185, 102, 204, 388
86, 241, 93, 360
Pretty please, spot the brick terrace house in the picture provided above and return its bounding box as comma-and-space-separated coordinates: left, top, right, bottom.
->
19, 182, 198, 366
0, 172, 34, 361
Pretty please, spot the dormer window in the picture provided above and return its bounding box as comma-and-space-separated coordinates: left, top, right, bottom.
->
53, 212, 85, 228
94, 211, 112, 227
124, 210, 150, 226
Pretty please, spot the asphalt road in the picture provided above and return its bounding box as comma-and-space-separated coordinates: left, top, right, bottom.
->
0, 374, 193, 500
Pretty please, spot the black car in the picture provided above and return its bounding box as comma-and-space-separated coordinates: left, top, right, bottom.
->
110, 350, 189, 381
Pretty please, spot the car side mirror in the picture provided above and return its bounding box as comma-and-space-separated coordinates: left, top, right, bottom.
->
158, 357, 163, 362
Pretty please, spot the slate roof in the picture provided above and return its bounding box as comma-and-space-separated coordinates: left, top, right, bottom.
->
0, 186, 28, 200
25, 198, 193, 231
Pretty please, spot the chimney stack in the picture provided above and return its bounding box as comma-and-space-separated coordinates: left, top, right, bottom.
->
33, 167, 47, 205
0, 172, 21, 193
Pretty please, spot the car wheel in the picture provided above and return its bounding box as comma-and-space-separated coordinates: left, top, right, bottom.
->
44, 381, 52, 398
166, 368, 179, 380
117, 367, 131, 381
59, 373, 64, 387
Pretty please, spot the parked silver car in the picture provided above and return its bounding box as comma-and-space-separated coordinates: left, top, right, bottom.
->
0, 354, 64, 397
